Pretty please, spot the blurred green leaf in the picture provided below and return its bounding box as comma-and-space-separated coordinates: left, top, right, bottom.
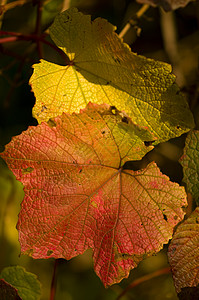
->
0, 266, 41, 300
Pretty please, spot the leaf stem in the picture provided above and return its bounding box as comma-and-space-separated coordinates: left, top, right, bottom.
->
116, 266, 171, 300
50, 259, 59, 300
119, 4, 149, 39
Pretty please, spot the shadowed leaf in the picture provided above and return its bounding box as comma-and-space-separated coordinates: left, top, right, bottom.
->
178, 285, 199, 300
180, 130, 199, 202
168, 207, 199, 293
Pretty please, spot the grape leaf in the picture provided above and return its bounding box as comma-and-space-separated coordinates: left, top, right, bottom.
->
168, 207, 199, 293
30, 8, 194, 143
136, 0, 195, 11
0, 279, 22, 300
1, 103, 187, 286
0, 266, 41, 300
180, 130, 199, 202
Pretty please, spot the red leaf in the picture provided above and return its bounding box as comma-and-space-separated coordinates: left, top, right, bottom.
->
1, 103, 186, 286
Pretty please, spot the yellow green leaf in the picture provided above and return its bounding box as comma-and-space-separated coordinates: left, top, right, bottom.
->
30, 8, 194, 143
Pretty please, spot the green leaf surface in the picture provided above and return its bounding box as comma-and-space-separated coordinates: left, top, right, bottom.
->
1, 103, 187, 286
168, 207, 199, 293
30, 8, 194, 143
0, 279, 22, 300
180, 130, 199, 201
0, 266, 41, 300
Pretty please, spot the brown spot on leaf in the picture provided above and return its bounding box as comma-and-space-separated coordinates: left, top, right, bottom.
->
110, 106, 117, 115
41, 105, 47, 112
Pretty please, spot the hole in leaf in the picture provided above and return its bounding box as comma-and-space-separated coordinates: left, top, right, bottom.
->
110, 106, 117, 115
47, 250, 54, 256
122, 116, 128, 124
63, 15, 71, 23
163, 214, 168, 221
101, 130, 106, 134
79, 169, 82, 173
176, 125, 180, 129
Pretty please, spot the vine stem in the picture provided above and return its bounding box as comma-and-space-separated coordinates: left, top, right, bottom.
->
35, 0, 44, 59
116, 266, 171, 300
160, 8, 185, 87
119, 4, 149, 39
0, 30, 70, 63
50, 259, 59, 300
0, 0, 31, 13
61, 0, 71, 11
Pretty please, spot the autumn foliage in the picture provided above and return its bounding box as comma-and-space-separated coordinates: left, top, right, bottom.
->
0, 2, 199, 300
